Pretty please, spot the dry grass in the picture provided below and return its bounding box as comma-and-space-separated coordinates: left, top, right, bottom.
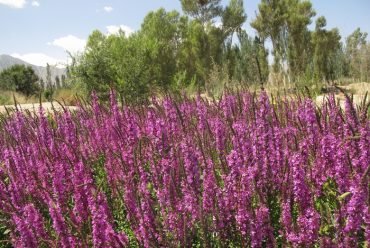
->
0, 91, 39, 105
53, 88, 79, 105
341, 82, 370, 94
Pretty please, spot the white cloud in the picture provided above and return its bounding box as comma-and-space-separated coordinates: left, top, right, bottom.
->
106, 25, 134, 37
31, 1, 39, 7
49, 35, 86, 53
103, 6, 113, 12
0, 0, 26, 8
11, 53, 66, 68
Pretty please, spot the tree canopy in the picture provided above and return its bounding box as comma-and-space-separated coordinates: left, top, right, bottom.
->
69, 0, 370, 101
0, 64, 40, 97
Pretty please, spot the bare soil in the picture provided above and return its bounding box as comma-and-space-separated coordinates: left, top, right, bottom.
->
0, 102, 78, 114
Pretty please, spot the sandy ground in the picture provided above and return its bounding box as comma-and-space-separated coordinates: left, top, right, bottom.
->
0, 102, 78, 114
315, 82, 370, 108
1, 82, 369, 114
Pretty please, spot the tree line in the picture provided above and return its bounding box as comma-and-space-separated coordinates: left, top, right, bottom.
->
0, 62, 70, 101
1, 0, 369, 102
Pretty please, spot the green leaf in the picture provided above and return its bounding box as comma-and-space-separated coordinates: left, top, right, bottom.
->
338, 192, 351, 201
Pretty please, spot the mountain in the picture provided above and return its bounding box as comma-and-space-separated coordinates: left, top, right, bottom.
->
0, 54, 66, 82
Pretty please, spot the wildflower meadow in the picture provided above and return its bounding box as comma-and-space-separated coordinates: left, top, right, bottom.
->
0, 91, 369, 247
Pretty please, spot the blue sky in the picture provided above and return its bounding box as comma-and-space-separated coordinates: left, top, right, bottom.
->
0, 0, 369, 67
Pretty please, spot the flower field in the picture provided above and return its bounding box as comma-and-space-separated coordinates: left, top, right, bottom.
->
0, 91, 369, 247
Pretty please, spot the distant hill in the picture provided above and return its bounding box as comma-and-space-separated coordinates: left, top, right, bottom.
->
0, 54, 66, 83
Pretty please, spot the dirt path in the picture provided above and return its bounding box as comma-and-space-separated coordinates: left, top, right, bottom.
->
315, 82, 370, 108
0, 102, 78, 114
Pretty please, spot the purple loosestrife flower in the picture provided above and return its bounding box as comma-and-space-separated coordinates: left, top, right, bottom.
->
343, 97, 362, 173
251, 91, 275, 192
196, 95, 207, 131
221, 94, 237, 120
52, 161, 73, 209
291, 153, 311, 211
202, 159, 217, 214
281, 200, 293, 237
12, 214, 38, 248
223, 150, 243, 223
23, 204, 48, 241
364, 206, 370, 245
313, 134, 337, 194
71, 161, 90, 225
358, 126, 370, 173
334, 141, 350, 193
90, 192, 128, 247
3, 149, 23, 208
123, 174, 139, 224
320, 237, 337, 248
344, 97, 359, 130
91, 91, 101, 118
344, 180, 367, 245
136, 166, 158, 247
181, 139, 201, 207
236, 166, 254, 237
231, 120, 246, 152
251, 205, 275, 247
212, 117, 227, 155
1, 89, 369, 247
293, 208, 320, 246
48, 199, 73, 248
298, 99, 319, 151
327, 94, 344, 135
163, 98, 179, 134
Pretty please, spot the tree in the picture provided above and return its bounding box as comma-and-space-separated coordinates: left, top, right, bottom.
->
46, 63, 52, 87
251, 0, 315, 84
0, 64, 39, 96
45, 63, 55, 100
178, 19, 210, 86
285, 0, 315, 81
71, 30, 116, 99
180, 0, 223, 26
312, 16, 341, 83
346, 28, 368, 80
39, 78, 45, 90
55, 75, 61, 89
251, 0, 288, 76
232, 31, 269, 84
222, 0, 247, 41
61, 74, 67, 88
139, 8, 185, 89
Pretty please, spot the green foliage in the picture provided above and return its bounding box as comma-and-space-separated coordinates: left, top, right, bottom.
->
70, 30, 116, 100
180, 0, 223, 25
222, 0, 246, 39
285, 0, 315, 81
44, 88, 54, 102
251, 0, 288, 74
0, 64, 40, 97
315, 178, 340, 240
346, 28, 370, 81
0, 94, 11, 105
70, 7, 248, 100
68, 0, 369, 100
252, 0, 316, 84
312, 16, 341, 83
232, 32, 269, 85
0, 223, 12, 248
139, 9, 184, 89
